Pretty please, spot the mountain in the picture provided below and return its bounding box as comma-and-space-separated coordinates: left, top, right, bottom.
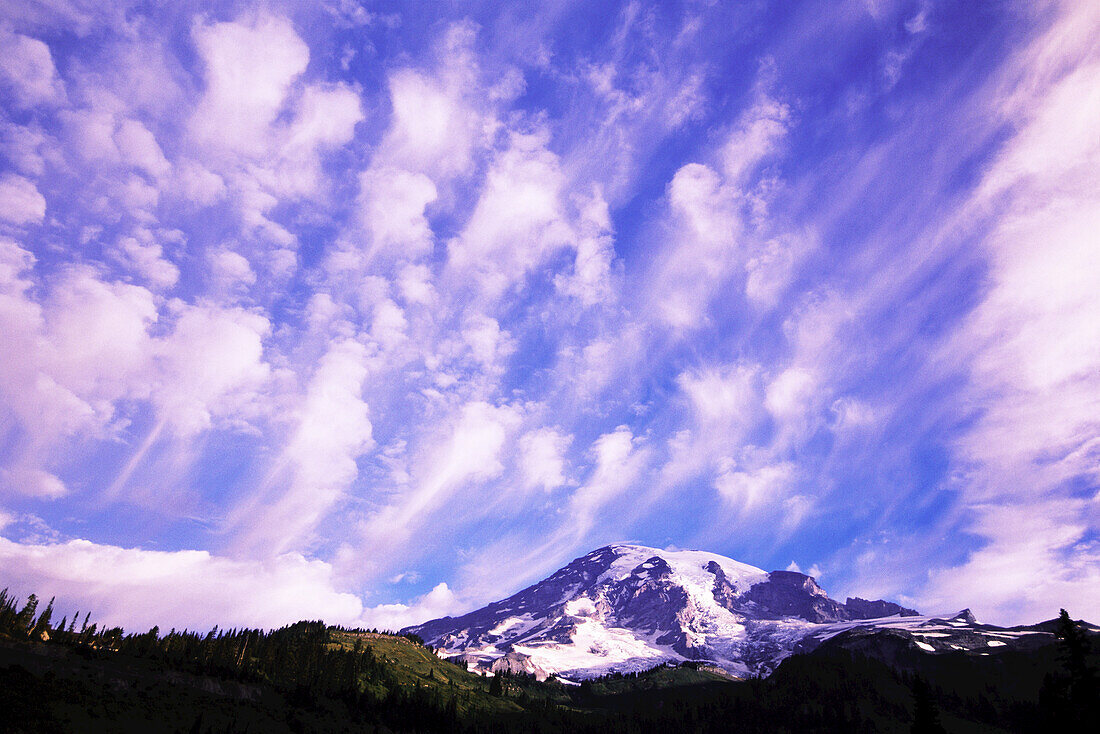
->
402, 544, 1049, 680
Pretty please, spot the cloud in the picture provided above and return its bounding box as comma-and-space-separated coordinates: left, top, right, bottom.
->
234, 339, 373, 555
765, 366, 820, 445
447, 130, 572, 300
151, 303, 271, 437
519, 427, 571, 491
0, 28, 66, 109
208, 248, 256, 292
0, 468, 67, 500
0, 536, 363, 632
714, 462, 795, 512
113, 119, 171, 178
912, 1, 1100, 623
188, 11, 364, 254
554, 188, 617, 307
0, 250, 161, 496
171, 159, 226, 207
360, 582, 463, 631
654, 162, 738, 329
0, 174, 47, 225
567, 426, 649, 538
375, 24, 492, 183
189, 14, 310, 156
111, 232, 179, 290
660, 364, 762, 488
353, 401, 522, 572
356, 167, 438, 262
917, 500, 1100, 624
2, 0, 1097, 632
720, 96, 789, 186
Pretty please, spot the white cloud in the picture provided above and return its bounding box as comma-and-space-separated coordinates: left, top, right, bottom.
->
653, 162, 739, 329
720, 96, 789, 186
660, 364, 763, 489
360, 582, 463, 631
909, 1, 1100, 624
765, 366, 819, 443
208, 248, 256, 292
0, 121, 50, 177
555, 188, 617, 307
190, 14, 310, 156
356, 167, 438, 262
114, 119, 171, 178
0, 468, 67, 500
680, 364, 760, 430
715, 462, 794, 511
59, 108, 120, 163
447, 130, 572, 300
111, 233, 179, 290
239, 339, 373, 555
369, 298, 407, 349
649, 93, 793, 330
918, 500, 1100, 624
567, 426, 649, 538
0, 536, 364, 632
355, 401, 522, 569
379, 56, 487, 182
0, 29, 66, 109
397, 263, 435, 306
461, 313, 514, 369
0, 174, 47, 225
0, 255, 160, 491
172, 159, 226, 207
152, 303, 271, 436
188, 11, 363, 257
519, 427, 571, 491
744, 232, 815, 309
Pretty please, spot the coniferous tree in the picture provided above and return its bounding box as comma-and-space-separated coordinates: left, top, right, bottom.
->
910, 676, 946, 734
30, 596, 55, 639
14, 593, 38, 636
1040, 609, 1100, 733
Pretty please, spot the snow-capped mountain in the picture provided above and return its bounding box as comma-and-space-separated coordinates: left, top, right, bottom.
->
403, 544, 939, 679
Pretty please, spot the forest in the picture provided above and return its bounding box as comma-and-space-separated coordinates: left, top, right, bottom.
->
1, 587, 1096, 733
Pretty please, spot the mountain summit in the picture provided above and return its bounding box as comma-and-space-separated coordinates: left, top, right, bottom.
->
403, 544, 921, 678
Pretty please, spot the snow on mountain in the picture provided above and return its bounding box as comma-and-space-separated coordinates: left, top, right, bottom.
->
403, 544, 927, 679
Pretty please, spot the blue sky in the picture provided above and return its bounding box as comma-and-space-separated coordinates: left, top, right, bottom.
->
1, 0, 1097, 632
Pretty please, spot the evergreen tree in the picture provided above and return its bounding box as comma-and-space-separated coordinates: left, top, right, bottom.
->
1044, 608, 1100, 732
14, 593, 38, 636
910, 676, 946, 734
31, 596, 55, 639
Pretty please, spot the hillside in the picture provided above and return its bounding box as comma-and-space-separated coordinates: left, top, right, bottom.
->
2, 585, 1098, 732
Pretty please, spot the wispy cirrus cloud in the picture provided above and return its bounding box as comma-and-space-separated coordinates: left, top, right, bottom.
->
0, 0, 1097, 633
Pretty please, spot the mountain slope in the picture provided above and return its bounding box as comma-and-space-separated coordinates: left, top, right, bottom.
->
403, 544, 922, 678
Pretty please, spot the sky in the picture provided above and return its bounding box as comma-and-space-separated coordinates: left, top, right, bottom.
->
0, 0, 1097, 633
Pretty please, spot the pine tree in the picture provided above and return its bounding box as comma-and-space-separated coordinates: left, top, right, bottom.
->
15, 594, 38, 636
910, 676, 946, 733
31, 596, 55, 639
1053, 608, 1098, 732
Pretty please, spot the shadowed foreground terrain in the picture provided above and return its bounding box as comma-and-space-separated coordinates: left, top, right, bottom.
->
1, 588, 1097, 733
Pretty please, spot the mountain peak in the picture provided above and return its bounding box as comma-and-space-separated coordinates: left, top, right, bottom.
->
404, 544, 923, 679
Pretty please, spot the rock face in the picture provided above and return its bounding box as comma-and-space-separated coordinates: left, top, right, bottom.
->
403, 544, 924, 679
